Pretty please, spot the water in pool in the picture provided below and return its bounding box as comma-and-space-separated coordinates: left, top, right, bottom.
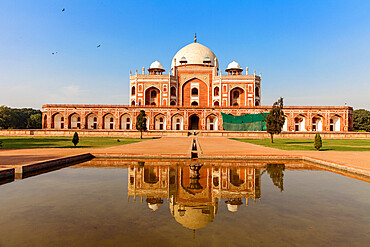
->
0, 159, 369, 247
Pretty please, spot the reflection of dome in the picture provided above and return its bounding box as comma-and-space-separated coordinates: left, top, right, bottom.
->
149, 60, 164, 70
171, 42, 218, 69
148, 203, 160, 211
225, 198, 243, 212
225, 61, 243, 71
226, 204, 240, 212
172, 205, 217, 230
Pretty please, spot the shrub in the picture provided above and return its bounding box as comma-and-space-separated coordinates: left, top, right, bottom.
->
72, 132, 79, 147
314, 133, 322, 151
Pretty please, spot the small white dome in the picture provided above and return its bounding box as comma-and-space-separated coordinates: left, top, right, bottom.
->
227, 204, 240, 213
226, 61, 242, 70
148, 203, 160, 211
149, 60, 164, 70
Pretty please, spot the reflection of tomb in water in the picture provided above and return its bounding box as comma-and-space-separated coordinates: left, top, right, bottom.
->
127, 162, 262, 230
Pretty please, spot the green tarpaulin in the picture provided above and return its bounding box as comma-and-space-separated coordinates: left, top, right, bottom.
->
221, 112, 269, 131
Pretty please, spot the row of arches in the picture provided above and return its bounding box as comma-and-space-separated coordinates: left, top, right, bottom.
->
51, 113, 132, 130
48, 112, 219, 131
284, 114, 342, 131
46, 112, 344, 132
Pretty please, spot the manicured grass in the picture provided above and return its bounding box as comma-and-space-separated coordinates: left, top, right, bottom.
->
231, 138, 370, 151
0, 136, 145, 149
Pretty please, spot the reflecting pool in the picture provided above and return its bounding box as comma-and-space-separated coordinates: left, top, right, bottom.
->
0, 159, 369, 246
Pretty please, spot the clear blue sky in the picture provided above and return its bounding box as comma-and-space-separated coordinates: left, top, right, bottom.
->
1, 0, 369, 109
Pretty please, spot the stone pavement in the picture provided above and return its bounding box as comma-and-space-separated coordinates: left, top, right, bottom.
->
0, 137, 369, 177
0, 137, 193, 169
91, 137, 193, 158
196, 137, 370, 174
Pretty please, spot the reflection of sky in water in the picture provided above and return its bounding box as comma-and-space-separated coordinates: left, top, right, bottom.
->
0, 160, 369, 247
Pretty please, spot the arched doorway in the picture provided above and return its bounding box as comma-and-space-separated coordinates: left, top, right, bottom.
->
330, 115, 341, 131
230, 87, 245, 107
154, 114, 166, 130
189, 115, 199, 130
86, 113, 98, 129
145, 87, 160, 106
172, 114, 183, 130
68, 113, 81, 129
52, 113, 64, 129
206, 114, 218, 130
312, 115, 323, 131
294, 115, 306, 131
120, 113, 131, 130
43, 115, 47, 129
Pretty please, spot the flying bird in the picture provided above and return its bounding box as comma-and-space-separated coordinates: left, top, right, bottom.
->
97, 44, 101, 48
51, 52, 58, 55
62, 8, 65, 12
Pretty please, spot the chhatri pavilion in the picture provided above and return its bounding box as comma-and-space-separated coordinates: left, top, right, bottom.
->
42, 35, 353, 132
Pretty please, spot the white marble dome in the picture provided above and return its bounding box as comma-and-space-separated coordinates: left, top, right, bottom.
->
148, 203, 160, 211
149, 60, 164, 70
226, 203, 240, 213
226, 61, 242, 70
171, 42, 218, 69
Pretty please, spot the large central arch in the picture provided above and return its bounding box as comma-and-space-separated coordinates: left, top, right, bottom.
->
182, 78, 208, 107
189, 114, 200, 130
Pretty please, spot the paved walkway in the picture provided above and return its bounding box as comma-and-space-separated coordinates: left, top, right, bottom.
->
196, 137, 370, 173
91, 137, 193, 158
0, 137, 369, 176
0, 137, 193, 169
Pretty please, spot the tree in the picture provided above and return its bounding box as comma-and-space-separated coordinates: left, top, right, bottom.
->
136, 110, 147, 139
27, 113, 42, 129
0, 106, 42, 129
264, 97, 285, 143
353, 109, 370, 132
264, 164, 285, 192
314, 132, 322, 151
0, 106, 14, 129
72, 132, 79, 147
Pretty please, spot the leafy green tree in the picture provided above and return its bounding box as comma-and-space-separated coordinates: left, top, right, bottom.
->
0, 106, 14, 129
27, 113, 42, 129
136, 110, 147, 139
264, 97, 285, 143
353, 109, 370, 132
72, 132, 79, 147
0, 106, 42, 129
314, 132, 322, 151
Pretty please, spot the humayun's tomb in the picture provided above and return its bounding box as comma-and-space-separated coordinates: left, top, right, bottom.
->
42, 36, 353, 133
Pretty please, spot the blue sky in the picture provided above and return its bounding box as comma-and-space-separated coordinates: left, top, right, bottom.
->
1, 0, 369, 109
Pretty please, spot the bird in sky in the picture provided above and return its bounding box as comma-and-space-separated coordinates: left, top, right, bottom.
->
62, 8, 65, 12
97, 44, 101, 48
51, 52, 58, 55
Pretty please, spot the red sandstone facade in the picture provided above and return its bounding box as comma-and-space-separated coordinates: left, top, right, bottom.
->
42, 39, 353, 132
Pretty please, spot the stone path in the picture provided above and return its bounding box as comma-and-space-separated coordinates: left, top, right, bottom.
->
197, 137, 370, 173
91, 137, 193, 158
0, 137, 369, 177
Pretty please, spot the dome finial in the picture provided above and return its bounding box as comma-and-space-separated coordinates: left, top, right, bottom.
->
194, 33, 197, 43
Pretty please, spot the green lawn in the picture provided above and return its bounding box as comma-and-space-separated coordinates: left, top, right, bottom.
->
0, 136, 145, 149
231, 138, 370, 151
